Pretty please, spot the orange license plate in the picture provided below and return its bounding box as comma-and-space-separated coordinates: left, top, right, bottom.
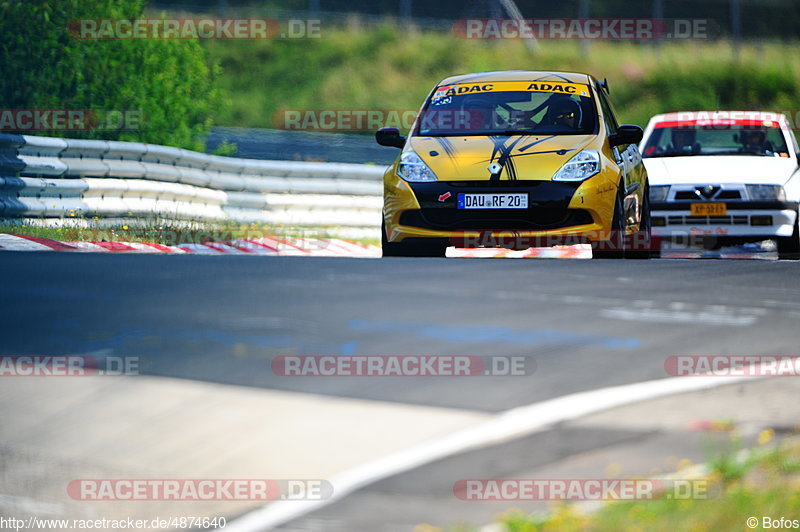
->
690, 203, 727, 216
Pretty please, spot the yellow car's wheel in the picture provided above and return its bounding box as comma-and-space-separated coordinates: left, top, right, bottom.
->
591, 184, 626, 259
625, 182, 658, 260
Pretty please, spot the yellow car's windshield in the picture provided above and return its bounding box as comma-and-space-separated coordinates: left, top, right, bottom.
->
417, 81, 598, 137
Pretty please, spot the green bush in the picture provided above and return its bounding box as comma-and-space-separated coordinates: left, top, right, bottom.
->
614, 60, 799, 126
0, 0, 226, 150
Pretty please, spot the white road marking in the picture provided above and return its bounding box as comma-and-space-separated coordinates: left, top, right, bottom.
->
224, 369, 769, 531
601, 306, 759, 326
495, 289, 771, 326
0, 493, 63, 516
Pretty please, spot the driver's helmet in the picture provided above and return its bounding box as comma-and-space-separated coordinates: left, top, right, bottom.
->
545, 98, 582, 129
740, 129, 767, 149
459, 95, 497, 131
670, 128, 697, 150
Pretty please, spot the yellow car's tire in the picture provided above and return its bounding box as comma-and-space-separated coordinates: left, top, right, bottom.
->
591, 184, 626, 259
625, 183, 658, 260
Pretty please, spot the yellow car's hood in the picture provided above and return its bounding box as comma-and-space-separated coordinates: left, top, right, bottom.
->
408, 134, 597, 181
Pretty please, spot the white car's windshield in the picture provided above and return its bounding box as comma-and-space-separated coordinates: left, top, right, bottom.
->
417, 81, 598, 137
643, 123, 789, 158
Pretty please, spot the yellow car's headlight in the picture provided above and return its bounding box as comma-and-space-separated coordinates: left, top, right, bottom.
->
552, 149, 600, 182
397, 151, 438, 182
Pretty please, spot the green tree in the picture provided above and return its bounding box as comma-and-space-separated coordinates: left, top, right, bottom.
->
0, 0, 227, 150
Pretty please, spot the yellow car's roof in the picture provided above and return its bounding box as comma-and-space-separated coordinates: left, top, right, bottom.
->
437, 70, 594, 86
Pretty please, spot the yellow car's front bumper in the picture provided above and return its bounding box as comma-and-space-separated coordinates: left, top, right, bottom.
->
383, 168, 622, 249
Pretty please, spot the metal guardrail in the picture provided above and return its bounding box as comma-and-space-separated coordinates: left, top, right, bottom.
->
206, 127, 396, 165
0, 134, 385, 231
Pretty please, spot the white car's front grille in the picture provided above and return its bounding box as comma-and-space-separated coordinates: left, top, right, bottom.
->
673, 189, 742, 201
665, 215, 750, 225
667, 184, 746, 202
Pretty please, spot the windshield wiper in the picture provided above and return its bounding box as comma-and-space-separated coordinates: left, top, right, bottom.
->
499, 129, 537, 136
704, 150, 773, 156
422, 130, 538, 137
646, 150, 773, 158
644, 153, 687, 158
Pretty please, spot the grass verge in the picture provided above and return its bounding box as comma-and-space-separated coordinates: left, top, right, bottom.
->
424, 432, 800, 532
0, 221, 379, 247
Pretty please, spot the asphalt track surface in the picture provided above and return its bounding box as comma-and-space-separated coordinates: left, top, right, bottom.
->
2, 253, 799, 530
2, 253, 798, 412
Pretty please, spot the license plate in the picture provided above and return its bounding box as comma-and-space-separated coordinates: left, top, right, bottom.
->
457, 193, 528, 209
690, 203, 727, 216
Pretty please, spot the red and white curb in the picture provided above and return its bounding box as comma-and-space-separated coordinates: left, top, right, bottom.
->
0, 234, 380, 257
0, 233, 774, 259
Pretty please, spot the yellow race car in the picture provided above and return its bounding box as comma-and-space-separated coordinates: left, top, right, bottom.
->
376, 70, 655, 258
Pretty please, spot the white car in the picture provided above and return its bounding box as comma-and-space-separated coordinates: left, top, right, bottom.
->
640, 111, 800, 259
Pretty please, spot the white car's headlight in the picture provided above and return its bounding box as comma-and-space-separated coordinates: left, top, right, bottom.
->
397, 151, 438, 182
746, 185, 786, 201
649, 185, 670, 202
552, 149, 600, 182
